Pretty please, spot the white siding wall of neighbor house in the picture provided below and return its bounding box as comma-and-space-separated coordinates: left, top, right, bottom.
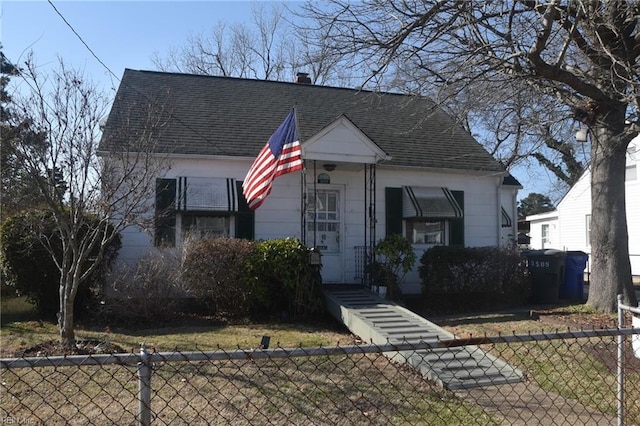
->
624, 138, 640, 275
555, 137, 640, 275
625, 138, 640, 274
627, 167, 640, 276
527, 136, 640, 276
556, 171, 592, 251
118, 156, 508, 295
528, 211, 559, 250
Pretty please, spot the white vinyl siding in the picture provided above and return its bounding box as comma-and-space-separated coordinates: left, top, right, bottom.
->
544, 136, 640, 275
118, 156, 513, 293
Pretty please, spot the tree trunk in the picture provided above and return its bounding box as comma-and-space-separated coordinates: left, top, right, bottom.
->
587, 124, 637, 312
59, 278, 76, 348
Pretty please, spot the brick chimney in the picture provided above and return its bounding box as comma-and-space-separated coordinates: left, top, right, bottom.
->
295, 72, 312, 84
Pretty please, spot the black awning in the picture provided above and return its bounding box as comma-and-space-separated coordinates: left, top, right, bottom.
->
502, 207, 513, 228
402, 187, 463, 218
176, 177, 238, 212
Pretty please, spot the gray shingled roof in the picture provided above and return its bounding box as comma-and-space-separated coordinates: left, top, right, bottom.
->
100, 69, 505, 173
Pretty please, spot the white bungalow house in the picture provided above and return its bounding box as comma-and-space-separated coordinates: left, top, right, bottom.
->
527, 135, 640, 276
99, 70, 520, 294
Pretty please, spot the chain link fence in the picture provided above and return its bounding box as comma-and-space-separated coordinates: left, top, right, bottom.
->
2, 326, 639, 425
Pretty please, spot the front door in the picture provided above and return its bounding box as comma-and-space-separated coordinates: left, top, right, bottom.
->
306, 187, 344, 283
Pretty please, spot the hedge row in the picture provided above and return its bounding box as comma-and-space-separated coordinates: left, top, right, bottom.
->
418, 245, 530, 313
103, 237, 325, 324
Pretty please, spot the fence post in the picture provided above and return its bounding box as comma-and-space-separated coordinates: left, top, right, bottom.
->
138, 343, 152, 426
617, 294, 624, 426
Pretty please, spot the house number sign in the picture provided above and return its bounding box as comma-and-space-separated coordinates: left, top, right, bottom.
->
530, 260, 551, 268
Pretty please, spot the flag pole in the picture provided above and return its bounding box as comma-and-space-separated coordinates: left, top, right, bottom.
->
294, 105, 306, 243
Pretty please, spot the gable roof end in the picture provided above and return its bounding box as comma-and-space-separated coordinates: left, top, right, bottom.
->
302, 114, 390, 164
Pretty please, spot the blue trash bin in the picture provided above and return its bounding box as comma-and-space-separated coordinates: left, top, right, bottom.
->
561, 251, 588, 300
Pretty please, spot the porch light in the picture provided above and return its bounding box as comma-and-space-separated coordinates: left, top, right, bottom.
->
323, 163, 336, 172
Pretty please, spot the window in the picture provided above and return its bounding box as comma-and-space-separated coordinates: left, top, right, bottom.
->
626, 146, 638, 181
181, 214, 230, 240
406, 220, 445, 244
401, 186, 462, 246
306, 189, 340, 252
317, 173, 330, 184
541, 224, 550, 248
586, 214, 591, 246
385, 187, 464, 246
154, 177, 254, 246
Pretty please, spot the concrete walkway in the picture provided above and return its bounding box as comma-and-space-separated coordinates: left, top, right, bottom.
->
323, 287, 524, 390
324, 286, 617, 424
455, 383, 616, 425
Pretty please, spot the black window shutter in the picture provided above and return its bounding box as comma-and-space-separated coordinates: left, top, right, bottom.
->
155, 178, 176, 246
385, 187, 403, 236
235, 181, 255, 240
450, 190, 464, 246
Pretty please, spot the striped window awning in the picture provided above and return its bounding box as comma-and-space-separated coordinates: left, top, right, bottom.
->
402, 187, 463, 218
501, 207, 513, 228
176, 177, 238, 212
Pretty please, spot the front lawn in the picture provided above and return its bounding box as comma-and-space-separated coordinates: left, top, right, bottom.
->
0, 296, 353, 357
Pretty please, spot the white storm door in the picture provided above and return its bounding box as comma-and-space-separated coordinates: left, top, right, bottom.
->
306, 188, 344, 283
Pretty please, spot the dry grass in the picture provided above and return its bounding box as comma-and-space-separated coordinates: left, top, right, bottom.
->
1, 350, 493, 425
436, 305, 640, 424
0, 296, 495, 425
0, 296, 354, 357
2, 296, 639, 424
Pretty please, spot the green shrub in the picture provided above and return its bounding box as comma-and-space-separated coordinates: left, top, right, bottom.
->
0, 209, 121, 319
371, 234, 416, 301
247, 238, 324, 320
182, 237, 256, 321
177, 237, 324, 322
419, 245, 529, 312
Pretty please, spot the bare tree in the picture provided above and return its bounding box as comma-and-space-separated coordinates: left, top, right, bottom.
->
299, 5, 588, 197
303, 0, 639, 311
11, 55, 169, 346
152, 4, 285, 80
1, 49, 50, 216
285, 20, 374, 87
151, 3, 351, 85
439, 79, 588, 189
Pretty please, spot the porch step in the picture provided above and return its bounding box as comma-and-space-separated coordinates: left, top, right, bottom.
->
323, 288, 523, 390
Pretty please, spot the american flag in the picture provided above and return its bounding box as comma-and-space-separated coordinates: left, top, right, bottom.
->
242, 109, 303, 209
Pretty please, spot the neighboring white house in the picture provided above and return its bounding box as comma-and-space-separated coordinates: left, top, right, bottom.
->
527, 136, 640, 276
100, 70, 520, 294
527, 210, 560, 250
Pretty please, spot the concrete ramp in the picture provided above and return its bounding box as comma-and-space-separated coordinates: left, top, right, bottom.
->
324, 288, 523, 390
